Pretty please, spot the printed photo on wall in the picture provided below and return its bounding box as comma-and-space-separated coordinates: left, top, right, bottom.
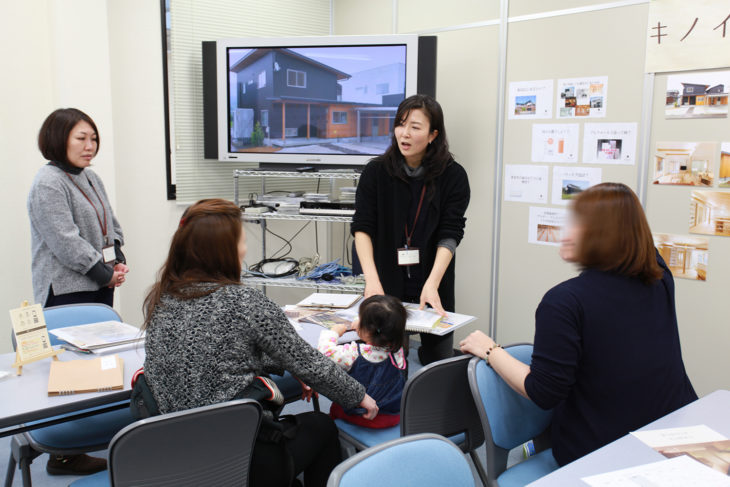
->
582, 123, 637, 165
556, 76, 607, 118
508, 79, 554, 119
503, 164, 549, 203
689, 190, 730, 237
720, 143, 730, 188
653, 142, 716, 186
551, 167, 602, 205
531, 123, 579, 163
665, 70, 730, 119
653, 233, 708, 281
528, 207, 567, 246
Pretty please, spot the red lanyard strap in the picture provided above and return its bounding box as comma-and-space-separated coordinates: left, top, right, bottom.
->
63, 172, 108, 239
404, 185, 426, 248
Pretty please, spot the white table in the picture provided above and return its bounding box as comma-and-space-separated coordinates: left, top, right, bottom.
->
0, 320, 333, 438
0, 347, 144, 437
528, 389, 730, 486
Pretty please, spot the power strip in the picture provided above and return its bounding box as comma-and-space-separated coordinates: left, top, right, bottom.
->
242, 206, 270, 215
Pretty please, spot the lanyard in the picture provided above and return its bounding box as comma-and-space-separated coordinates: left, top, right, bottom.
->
63, 172, 108, 241
404, 185, 426, 248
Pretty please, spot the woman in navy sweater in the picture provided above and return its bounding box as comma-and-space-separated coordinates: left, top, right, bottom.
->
460, 183, 696, 466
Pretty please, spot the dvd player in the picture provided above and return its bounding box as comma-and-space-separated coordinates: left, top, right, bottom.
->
299, 200, 355, 216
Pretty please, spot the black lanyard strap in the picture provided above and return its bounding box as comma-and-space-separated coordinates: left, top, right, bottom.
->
404, 185, 426, 248
63, 172, 108, 239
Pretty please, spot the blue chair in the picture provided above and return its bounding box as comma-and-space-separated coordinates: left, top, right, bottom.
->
4, 304, 137, 487
467, 344, 558, 487
335, 355, 487, 485
69, 399, 262, 487
327, 433, 477, 487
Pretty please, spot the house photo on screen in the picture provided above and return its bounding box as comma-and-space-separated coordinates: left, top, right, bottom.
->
690, 190, 730, 237
653, 233, 708, 281
228, 44, 407, 156
720, 143, 730, 188
665, 70, 730, 119
653, 142, 716, 186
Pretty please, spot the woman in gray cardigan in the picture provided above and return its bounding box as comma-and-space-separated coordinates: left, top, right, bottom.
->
27, 108, 130, 475
28, 108, 129, 308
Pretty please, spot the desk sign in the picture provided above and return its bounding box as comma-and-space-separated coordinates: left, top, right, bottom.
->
9, 301, 62, 375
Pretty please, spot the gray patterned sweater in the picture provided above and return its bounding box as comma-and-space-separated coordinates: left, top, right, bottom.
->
27, 165, 124, 305
144, 284, 366, 414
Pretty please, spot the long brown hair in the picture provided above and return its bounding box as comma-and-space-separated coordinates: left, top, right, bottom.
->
573, 183, 662, 284
143, 199, 243, 329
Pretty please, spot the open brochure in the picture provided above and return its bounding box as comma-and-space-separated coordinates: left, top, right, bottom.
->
298, 311, 352, 330
49, 320, 144, 351
402, 303, 476, 336
631, 425, 730, 475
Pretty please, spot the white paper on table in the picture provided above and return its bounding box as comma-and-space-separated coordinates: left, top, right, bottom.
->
581, 455, 730, 487
528, 207, 568, 247
631, 425, 727, 448
556, 76, 608, 119
582, 122, 637, 165
508, 79, 554, 119
531, 123, 579, 163
504, 165, 549, 203
551, 167, 602, 205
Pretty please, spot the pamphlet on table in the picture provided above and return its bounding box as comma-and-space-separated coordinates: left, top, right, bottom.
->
49, 321, 144, 353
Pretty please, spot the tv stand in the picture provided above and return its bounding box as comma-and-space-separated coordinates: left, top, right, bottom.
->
233, 168, 364, 293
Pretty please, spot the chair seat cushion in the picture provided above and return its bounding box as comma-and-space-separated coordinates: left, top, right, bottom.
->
28, 402, 134, 449
335, 419, 400, 448
497, 448, 559, 487
335, 419, 467, 450
68, 470, 109, 487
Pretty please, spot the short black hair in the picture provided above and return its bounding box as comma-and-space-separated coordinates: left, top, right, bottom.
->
358, 294, 407, 352
38, 108, 99, 165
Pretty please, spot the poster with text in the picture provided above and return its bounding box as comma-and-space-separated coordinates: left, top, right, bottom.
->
528, 207, 568, 247
504, 165, 549, 203
653, 233, 708, 281
508, 79, 554, 119
531, 124, 579, 163
552, 167, 602, 205
557, 76, 608, 118
653, 141, 716, 186
582, 122, 637, 165
720, 143, 730, 188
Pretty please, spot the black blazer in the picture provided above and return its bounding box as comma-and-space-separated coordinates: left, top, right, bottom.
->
351, 158, 470, 311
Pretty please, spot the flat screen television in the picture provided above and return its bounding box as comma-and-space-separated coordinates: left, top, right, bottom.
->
202, 35, 436, 166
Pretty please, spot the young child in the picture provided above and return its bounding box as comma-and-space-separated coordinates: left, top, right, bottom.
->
317, 294, 407, 428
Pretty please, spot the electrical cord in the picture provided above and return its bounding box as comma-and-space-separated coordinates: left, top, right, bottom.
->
244, 258, 300, 278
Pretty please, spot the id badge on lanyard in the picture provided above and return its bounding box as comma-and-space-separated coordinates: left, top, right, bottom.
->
397, 247, 420, 266
102, 244, 116, 265
399, 185, 426, 269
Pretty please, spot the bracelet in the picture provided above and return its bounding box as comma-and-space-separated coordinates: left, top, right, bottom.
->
485, 344, 502, 367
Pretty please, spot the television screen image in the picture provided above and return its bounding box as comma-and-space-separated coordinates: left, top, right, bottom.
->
227, 44, 407, 158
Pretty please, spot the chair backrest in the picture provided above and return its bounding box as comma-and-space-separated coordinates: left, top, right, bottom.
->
467, 344, 553, 482
44, 303, 123, 347
401, 354, 485, 453
327, 433, 476, 487
107, 399, 262, 487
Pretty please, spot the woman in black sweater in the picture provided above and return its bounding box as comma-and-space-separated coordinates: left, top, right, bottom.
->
352, 94, 470, 365
460, 183, 697, 466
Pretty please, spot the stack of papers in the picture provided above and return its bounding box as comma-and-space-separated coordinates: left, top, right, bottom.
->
296, 293, 362, 309
49, 321, 144, 354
